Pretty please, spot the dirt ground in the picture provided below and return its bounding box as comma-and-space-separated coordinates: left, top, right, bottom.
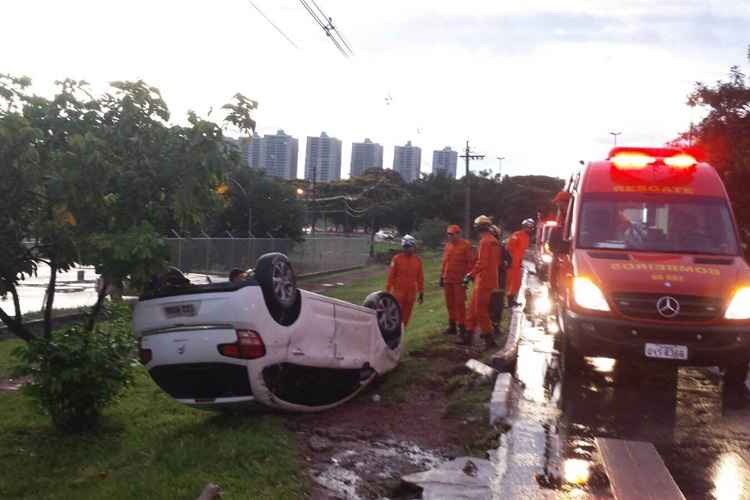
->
287, 342, 504, 500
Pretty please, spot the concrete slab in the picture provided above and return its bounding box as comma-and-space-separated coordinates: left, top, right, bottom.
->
466, 359, 496, 379
402, 457, 495, 500
489, 373, 514, 424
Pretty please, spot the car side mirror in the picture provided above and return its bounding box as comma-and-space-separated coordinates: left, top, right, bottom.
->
548, 226, 570, 254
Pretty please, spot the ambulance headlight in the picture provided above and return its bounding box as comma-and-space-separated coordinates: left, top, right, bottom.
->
725, 287, 750, 320
573, 277, 610, 312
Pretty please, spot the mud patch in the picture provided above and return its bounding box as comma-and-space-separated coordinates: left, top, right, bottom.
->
310, 437, 444, 499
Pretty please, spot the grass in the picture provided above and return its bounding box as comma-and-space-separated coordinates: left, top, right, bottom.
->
0, 339, 23, 379
0, 329, 305, 500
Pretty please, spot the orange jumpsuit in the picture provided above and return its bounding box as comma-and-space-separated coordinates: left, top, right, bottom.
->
506, 230, 530, 296
441, 238, 474, 327
466, 232, 501, 334
385, 253, 424, 327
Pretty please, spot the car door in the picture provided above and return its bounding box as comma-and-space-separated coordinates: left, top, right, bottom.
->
333, 302, 375, 369
286, 294, 336, 367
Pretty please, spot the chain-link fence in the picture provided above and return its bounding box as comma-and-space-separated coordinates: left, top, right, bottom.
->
165, 236, 371, 276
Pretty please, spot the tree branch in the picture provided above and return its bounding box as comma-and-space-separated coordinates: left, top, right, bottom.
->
43, 257, 57, 339
9, 285, 21, 323
86, 282, 108, 333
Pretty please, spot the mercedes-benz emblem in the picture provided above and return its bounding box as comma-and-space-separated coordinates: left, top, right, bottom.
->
656, 296, 680, 318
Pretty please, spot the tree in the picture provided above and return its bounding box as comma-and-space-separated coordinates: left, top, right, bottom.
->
0, 74, 257, 339
685, 65, 750, 235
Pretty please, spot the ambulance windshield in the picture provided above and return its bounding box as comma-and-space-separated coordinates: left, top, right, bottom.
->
578, 194, 739, 255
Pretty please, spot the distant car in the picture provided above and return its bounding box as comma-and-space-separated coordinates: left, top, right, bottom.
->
133, 253, 402, 412
534, 220, 558, 281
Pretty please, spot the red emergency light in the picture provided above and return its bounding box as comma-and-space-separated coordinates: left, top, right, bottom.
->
608, 147, 697, 171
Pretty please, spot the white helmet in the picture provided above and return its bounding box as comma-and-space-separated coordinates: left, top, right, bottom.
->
401, 234, 417, 248
522, 218, 535, 229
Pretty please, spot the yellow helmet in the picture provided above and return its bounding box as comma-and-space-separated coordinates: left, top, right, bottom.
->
473, 215, 492, 226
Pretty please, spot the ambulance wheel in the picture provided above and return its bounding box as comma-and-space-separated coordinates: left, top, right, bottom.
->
561, 332, 585, 376
723, 358, 750, 389
364, 292, 402, 349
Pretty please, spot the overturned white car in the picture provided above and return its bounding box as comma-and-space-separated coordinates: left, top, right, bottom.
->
133, 253, 402, 412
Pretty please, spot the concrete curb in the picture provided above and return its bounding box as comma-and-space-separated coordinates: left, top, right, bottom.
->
490, 265, 529, 372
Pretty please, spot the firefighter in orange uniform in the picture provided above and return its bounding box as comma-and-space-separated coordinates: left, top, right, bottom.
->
462, 215, 501, 348
439, 224, 474, 336
506, 218, 535, 306
385, 234, 424, 327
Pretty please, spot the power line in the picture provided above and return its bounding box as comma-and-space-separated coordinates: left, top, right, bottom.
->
309, 0, 354, 55
247, 0, 299, 49
297, 0, 351, 58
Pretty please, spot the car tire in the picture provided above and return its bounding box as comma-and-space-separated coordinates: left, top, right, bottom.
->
363, 291, 402, 349
255, 253, 301, 325
255, 253, 298, 309
723, 359, 750, 388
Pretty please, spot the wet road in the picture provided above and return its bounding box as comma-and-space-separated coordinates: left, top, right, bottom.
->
496, 267, 750, 499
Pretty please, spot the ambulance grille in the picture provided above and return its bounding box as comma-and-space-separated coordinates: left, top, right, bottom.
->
612, 293, 722, 321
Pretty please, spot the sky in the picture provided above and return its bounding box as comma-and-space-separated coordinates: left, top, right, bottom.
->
1, 0, 748, 180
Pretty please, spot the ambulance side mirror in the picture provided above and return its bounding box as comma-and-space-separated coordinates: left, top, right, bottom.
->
548, 226, 569, 254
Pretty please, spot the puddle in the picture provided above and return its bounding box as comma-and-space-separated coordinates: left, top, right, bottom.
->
311, 438, 445, 499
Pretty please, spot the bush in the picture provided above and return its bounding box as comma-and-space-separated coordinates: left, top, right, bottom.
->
416, 218, 450, 249
13, 304, 137, 433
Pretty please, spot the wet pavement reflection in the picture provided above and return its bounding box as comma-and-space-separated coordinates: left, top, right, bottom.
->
499, 270, 750, 499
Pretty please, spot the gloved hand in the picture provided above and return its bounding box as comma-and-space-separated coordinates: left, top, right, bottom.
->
462, 274, 472, 287
439, 277, 444, 288
418, 292, 424, 304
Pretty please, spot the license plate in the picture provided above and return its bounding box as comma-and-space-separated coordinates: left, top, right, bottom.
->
163, 304, 197, 318
644, 343, 688, 360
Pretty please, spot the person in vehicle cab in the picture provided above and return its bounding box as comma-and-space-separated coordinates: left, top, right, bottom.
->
506, 218, 535, 307
462, 215, 501, 348
440, 224, 474, 337
386, 235, 424, 327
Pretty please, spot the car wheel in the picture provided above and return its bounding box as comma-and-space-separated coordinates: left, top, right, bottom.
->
255, 253, 298, 310
363, 291, 402, 349
723, 358, 750, 388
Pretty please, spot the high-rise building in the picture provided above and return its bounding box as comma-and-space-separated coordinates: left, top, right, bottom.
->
305, 132, 342, 182
242, 132, 262, 169
261, 130, 298, 180
393, 140, 422, 182
432, 147, 458, 178
350, 138, 383, 177
242, 130, 298, 180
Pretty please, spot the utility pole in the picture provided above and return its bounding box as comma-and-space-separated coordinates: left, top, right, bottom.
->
460, 140, 486, 238
496, 156, 505, 177
311, 164, 317, 234
609, 131, 622, 146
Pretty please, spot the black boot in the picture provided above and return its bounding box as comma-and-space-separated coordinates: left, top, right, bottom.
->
456, 326, 473, 346
442, 321, 457, 335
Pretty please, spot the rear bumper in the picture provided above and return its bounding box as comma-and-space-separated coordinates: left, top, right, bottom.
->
149, 362, 254, 400
564, 309, 750, 365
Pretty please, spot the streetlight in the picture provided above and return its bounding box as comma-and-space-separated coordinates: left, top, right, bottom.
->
228, 176, 252, 238
609, 131, 622, 146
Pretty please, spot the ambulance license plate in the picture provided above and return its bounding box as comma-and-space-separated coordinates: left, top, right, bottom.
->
644, 343, 687, 360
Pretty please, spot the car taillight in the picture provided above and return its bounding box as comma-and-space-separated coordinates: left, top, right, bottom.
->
138, 339, 152, 365
218, 330, 266, 359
